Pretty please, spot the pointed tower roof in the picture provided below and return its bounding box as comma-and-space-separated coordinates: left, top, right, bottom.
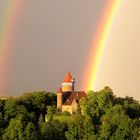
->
63, 72, 72, 82
57, 88, 62, 93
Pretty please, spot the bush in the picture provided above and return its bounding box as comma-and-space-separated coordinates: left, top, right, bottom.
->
62, 111, 71, 116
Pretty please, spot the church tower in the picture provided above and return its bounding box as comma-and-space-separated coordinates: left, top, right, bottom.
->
62, 72, 75, 92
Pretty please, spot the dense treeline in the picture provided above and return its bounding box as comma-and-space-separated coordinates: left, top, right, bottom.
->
0, 87, 140, 140
0, 91, 56, 140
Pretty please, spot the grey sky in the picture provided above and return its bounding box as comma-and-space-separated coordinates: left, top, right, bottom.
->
5, 0, 106, 95
2, 1, 140, 100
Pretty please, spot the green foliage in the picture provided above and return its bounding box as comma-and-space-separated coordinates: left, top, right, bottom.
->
65, 115, 84, 140
46, 105, 56, 121
79, 97, 87, 115
83, 117, 96, 140
25, 122, 38, 140
0, 91, 56, 139
47, 105, 56, 116
3, 115, 26, 140
65, 115, 96, 140
84, 87, 114, 119
0, 88, 139, 139
80, 87, 140, 139
19, 91, 56, 116
41, 120, 66, 140
116, 96, 140, 119
100, 105, 139, 139
62, 111, 71, 116
96, 86, 114, 112
0, 99, 5, 112
54, 114, 82, 124
4, 98, 18, 121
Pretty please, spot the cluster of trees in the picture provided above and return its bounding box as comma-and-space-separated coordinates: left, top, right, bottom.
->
79, 87, 140, 139
0, 87, 140, 140
0, 91, 57, 140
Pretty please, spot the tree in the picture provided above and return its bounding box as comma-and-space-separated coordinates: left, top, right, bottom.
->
79, 97, 87, 116
4, 98, 18, 122
19, 91, 56, 119
46, 105, 56, 121
65, 115, 84, 140
0, 99, 5, 138
62, 111, 71, 116
25, 122, 39, 140
85, 90, 98, 118
99, 105, 139, 140
2, 115, 26, 140
0, 112, 4, 139
83, 117, 96, 140
41, 120, 66, 140
0, 88, 139, 139
0, 99, 5, 112
96, 86, 114, 113
116, 96, 140, 119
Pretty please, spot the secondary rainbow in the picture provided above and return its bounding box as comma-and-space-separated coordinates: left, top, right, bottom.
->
82, 1, 121, 91
0, 1, 21, 95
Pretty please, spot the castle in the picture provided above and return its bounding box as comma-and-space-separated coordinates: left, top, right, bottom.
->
57, 72, 86, 114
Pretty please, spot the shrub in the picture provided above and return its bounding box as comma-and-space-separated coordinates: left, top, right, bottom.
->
62, 111, 71, 116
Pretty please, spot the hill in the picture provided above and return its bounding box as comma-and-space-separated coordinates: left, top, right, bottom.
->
0, 87, 139, 139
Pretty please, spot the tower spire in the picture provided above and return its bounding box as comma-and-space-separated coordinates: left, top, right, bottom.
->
63, 72, 72, 82
62, 72, 74, 92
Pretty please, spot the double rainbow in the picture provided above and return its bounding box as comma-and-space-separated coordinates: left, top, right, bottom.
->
0, 1, 21, 95
0, 1, 121, 94
83, 0, 121, 91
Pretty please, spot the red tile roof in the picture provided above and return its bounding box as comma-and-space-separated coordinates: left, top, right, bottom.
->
63, 91, 86, 105
63, 72, 72, 82
57, 88, 62, 93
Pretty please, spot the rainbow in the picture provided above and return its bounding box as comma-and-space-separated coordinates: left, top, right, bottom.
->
0, 1, 22, 95
82, 1, 121, 91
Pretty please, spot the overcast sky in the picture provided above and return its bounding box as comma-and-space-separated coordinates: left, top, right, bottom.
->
1, 0, 140, 100
5, 0, 105, 95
